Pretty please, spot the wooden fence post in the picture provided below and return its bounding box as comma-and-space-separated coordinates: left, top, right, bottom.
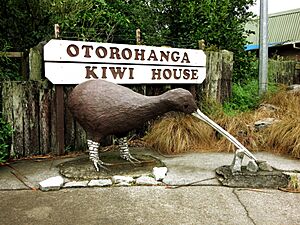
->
55, 85, 64, 155
54, 24, 65, 155
204, 50, 233, 103
189, 40, 206, 99
29, 42, 44, 81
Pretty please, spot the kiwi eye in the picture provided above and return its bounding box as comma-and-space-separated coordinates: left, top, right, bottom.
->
184, 104, 189, 109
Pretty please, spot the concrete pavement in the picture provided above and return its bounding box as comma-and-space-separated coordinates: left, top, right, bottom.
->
1, 149, 300, 225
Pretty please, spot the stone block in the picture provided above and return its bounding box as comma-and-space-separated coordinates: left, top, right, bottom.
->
112, 175, 134, 184
63, 181, 89, 188
136, 176, 158, 185
152, 167, 168, 181
88, 179, 112, 187
39, 176, 64, 191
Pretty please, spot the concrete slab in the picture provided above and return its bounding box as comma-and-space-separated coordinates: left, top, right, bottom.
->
0, 187, 253, 225
1, 149, 300, 190
1, 186, 300, 225
0, 157, 79, 190
160, 152, 232, 186
1, 150, 300, 225
234, 188, 300, 225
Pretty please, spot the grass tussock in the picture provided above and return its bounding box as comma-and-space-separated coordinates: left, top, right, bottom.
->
262, 87, 300, 116
144, 112, 215, 154
144, 87, 300, 158
213, 112, 262, 152
263, 116, 300, 158
260, 88, 300, 158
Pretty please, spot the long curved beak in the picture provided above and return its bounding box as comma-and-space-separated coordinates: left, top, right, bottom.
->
192, 109, 257, 161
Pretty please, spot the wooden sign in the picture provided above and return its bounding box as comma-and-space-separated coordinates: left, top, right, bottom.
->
44, 39, 206, 84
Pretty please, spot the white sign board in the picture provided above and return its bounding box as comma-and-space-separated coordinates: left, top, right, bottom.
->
44, 39, 206, 84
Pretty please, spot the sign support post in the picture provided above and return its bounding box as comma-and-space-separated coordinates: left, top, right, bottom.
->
54, 24, 65, 155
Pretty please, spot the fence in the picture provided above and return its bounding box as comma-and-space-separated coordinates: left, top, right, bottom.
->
1, 44, 233, 158
269, 60, 300, 84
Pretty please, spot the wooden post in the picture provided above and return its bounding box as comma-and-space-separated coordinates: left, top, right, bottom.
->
55, 85, 64, 155
20, 52, 28, 80
136, 28, 141, 45
0, 52, 27, 80
198, 39, 205, 50
54, 24, 65, 155
189, 40, 206, 99
54, 24, 60, 39
136, 28, 146, 95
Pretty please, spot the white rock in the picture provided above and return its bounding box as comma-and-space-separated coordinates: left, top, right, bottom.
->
254, 117, 279, 130
246, 160, 259, 173
39, 176, 64, 191
136, 176, 158, 185
88, 179, 112, 187
115, 181, 132, 187
152, 167, 168, 181
63, 181, 89, 188
287, 84, 300, 93
112, 175, 134, 184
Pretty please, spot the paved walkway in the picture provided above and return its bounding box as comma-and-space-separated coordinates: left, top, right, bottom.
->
1, 149, 300, 225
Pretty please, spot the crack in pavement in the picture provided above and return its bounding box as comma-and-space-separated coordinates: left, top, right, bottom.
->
232, 188, 257, 225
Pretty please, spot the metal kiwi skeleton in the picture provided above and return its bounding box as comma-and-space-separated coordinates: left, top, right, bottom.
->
44, 39, 258, 172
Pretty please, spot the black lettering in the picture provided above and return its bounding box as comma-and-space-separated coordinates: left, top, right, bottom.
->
85, 66, 98, 79
134, 49, 145, 60
122, 48, 132, 60
109, 67, 126, 79
101, 67, 107, 79
191, 69, 198, 79
181, 52, 190, 63
67, 44, 79, 57
82, 45, 93, 58
128, 68, 134, 79
183, 69, 190, 79
147, 50, 158, 61
152, 69, 161, 80
171, 51, 180, 62
110, 47, 121, 59
95, 46, 107, 58
163, 69, 172, 79
160, 51, 170, 62
173, 69, 182, 79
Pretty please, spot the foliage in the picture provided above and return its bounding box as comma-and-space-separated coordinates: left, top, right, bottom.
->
47, 0, 134, 43
0, 0, 256, 48
223, 80, 260, 114
222, 78, 279, 115
0, 0, 52, 51
161, 0, 256, 81
0, 40, 22, 81
0, 117, 13, 163
0, 0, 257, 82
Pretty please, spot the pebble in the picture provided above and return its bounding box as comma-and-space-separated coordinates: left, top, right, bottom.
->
63, 181, 89, 188
246, 160, 259, 173
152, 167, 168, 181
115, 181, 132, 187
258, 161, 273, 172
136, 175, 158, 185
39, 176, 64, 191
112, 175, 134, 184
88, 179, 112, 187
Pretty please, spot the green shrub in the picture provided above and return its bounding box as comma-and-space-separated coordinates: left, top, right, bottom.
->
0, 117, 13, 163
0, 40, 22, 81
223, 79, 279, 116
